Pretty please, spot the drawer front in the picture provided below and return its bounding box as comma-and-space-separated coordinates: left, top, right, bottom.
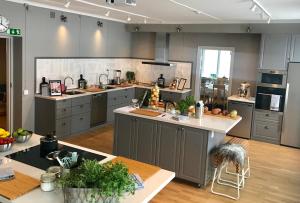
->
71, 112, 91, 134
71, 96, 91, 107
108, 90, 122, 106
55, 118, 71, 138
56, 107, 71, 119
254, 120, 281, 140
71, 103, 91, 115
255, 111, 282, 122
56, 99, 71, 109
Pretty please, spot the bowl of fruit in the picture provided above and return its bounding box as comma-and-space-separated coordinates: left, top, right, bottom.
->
0, 128, 15, 152
13, 128, 33, 143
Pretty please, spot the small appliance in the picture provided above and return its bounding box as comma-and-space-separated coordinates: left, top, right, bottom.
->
257, 69, 287, 88
114, 70, 122, 85
238, 82, 251, 98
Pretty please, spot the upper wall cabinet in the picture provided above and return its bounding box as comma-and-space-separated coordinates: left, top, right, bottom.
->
259, 34, 291, 70
291, 34, 300, 62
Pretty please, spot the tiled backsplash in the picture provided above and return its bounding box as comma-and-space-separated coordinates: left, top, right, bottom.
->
36, 58, 192, 93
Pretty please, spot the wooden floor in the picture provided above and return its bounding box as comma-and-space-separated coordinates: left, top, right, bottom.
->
64, 125, 300, 203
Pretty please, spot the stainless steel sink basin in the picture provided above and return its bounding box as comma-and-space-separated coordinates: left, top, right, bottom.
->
64, 90, 85, 95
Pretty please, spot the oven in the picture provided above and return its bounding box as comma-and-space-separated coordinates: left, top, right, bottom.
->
257, 69, 287, 88
255, 86, 286, 112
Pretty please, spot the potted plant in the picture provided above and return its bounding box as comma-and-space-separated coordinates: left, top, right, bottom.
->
126, 71, 135, 84
58, 159, 135, 203
176, 96, 196, 116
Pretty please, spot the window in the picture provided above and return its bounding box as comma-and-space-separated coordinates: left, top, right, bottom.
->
200, 49, 232, 79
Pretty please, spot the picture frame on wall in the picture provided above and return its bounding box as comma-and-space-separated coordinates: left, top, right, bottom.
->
177, 78, 187, 90
49, 80, 62, 96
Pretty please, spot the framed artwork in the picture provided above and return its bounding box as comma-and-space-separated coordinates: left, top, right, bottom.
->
177, 78, 187, 90
49, 80, 62, 96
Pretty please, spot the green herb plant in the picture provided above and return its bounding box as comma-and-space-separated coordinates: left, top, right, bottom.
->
58, 159, 135, 201
176, 96, 196, 115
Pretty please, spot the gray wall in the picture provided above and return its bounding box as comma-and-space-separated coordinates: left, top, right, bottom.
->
131, 32, 261, 98
0, 1, 132, 130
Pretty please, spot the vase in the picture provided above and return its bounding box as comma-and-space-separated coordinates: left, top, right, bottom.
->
63, 188, 119, 203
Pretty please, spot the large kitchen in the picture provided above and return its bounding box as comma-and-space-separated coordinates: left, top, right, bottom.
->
0, 0, 299, 203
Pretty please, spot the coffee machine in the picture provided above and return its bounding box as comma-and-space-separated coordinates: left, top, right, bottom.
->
238, 82, 251, 98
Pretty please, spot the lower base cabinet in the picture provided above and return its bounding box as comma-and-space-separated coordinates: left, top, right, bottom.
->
114, 113, 209, 186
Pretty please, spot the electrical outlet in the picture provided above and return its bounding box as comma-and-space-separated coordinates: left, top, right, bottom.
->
23, 89, 29, 95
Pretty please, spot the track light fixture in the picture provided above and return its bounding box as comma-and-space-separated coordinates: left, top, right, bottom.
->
64, 0, 71, 8
105, 10, 110, 17
176, 26, 182, 33
250, 0, 271, 24
60, 15, 67, 22
97, 21, 103, 27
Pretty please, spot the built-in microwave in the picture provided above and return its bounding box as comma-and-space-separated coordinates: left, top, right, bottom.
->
255, 86, 286, 112
257, 69, 287, 88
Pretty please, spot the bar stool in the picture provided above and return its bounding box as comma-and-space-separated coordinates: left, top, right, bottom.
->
210, 142, 247, 200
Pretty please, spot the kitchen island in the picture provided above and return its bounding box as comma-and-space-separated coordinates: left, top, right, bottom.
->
0, 134, 175, 203
113, 107, 242, 187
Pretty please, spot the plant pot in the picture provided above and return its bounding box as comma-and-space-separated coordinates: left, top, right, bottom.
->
63, 188, 119, 203
180, 109, 189, 117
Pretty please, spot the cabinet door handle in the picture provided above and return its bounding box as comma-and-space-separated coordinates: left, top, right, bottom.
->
125, 96, 128, 98
62, 122, 66, 126
264, 126, 269, 130
181, 128, 185, 132
63, 108, 67, 112
265, 114, 269, 117
80, 105, 84, 108
80, 118, 83, 121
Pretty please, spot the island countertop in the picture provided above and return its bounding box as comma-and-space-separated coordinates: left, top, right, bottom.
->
114, 106, 242, 134
0, 134, 175, 203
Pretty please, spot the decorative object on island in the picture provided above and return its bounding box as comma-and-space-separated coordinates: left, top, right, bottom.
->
49, 80, 62, 96
149, 84, 160, 109
176, 95, 196, 116
177, 78, 187, 90
40, 77, 49, 96
40, 172, 56, 192
12, 128, 33, 143
0, 128, 15, 152
157, 74, 165, 88
58, 159, 135, 203
126, 71, 135, 83
78, 74, 87, 89
195, 100, 204, 119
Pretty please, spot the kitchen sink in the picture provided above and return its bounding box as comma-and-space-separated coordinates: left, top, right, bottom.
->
106, 86, 117, 89
64, 90, 86, 95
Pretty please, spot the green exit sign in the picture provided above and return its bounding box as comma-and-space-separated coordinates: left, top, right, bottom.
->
6, 28, 21, 36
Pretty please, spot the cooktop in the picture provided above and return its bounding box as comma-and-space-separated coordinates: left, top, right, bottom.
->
6, 144, 107, 171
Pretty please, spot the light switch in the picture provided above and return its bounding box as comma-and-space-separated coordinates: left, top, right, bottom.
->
24, 89, 29, 95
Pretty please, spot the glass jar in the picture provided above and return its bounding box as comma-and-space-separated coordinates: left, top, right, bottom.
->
40, 172, 56, 192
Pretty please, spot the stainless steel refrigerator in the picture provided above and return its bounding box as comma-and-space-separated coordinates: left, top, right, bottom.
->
281, 63, 300, 148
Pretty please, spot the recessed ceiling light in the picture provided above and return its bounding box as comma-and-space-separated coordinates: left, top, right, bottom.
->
127, 16, 131, 22
64, 0, 71, 8
105, 10, 110, 17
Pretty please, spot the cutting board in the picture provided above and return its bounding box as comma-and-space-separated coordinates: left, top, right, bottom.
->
84, 87, 104, 92
0, 171, 40, 200
204, 111, 241, 120
112, 156, 161, 181
130, 109, 162, 117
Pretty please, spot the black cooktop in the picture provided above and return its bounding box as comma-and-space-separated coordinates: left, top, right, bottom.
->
6, 144, 107, 171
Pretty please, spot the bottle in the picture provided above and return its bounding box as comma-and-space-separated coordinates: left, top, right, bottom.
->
40, 77, 49, 96
157, 74, 165, 88
78, 74, 87, 89
195, 100, 204, 119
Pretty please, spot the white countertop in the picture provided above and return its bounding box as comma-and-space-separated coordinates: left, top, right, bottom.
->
0, 134, 175, 203
35, 85, 192, 101
228, 95, 255, 104
114, 106, 242, 134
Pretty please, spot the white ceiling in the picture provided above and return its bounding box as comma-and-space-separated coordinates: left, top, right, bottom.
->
7, 0, 300, 24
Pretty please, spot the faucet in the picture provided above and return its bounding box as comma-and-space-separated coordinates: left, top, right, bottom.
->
164, 100, 176, 112
64, 76, 74, 90
99, 73, 109, 89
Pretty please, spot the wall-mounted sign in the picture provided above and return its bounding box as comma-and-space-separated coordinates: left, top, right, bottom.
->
0, 16, 10, 33
6, 28, 21, 36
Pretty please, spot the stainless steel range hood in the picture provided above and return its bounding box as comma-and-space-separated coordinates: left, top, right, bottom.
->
142, 33, 175, 67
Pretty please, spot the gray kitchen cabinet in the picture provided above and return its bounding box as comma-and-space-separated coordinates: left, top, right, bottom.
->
291, 34, 300, 62
107, 88, 135, 123
134, 118, 157, 165
113, 114, 136, 159
227, 101, 254, 139
135, 87, 149, 100
252, 110, 283, 144
160, 91, 191, 102
35, 95, 91, 138
156, 122, 181, 173
259, 34, 291, 70
178, 127, 208, 184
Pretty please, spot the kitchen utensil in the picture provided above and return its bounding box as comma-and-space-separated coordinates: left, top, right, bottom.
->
40, 172, 56, 192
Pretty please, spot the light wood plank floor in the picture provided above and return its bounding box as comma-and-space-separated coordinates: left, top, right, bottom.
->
64, 125, 300, 203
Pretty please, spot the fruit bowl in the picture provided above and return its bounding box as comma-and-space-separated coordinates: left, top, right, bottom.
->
13, 129, 33, 143
0, 143, 13, 152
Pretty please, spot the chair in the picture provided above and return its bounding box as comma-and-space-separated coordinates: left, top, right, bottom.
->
210, 139, 249, 200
